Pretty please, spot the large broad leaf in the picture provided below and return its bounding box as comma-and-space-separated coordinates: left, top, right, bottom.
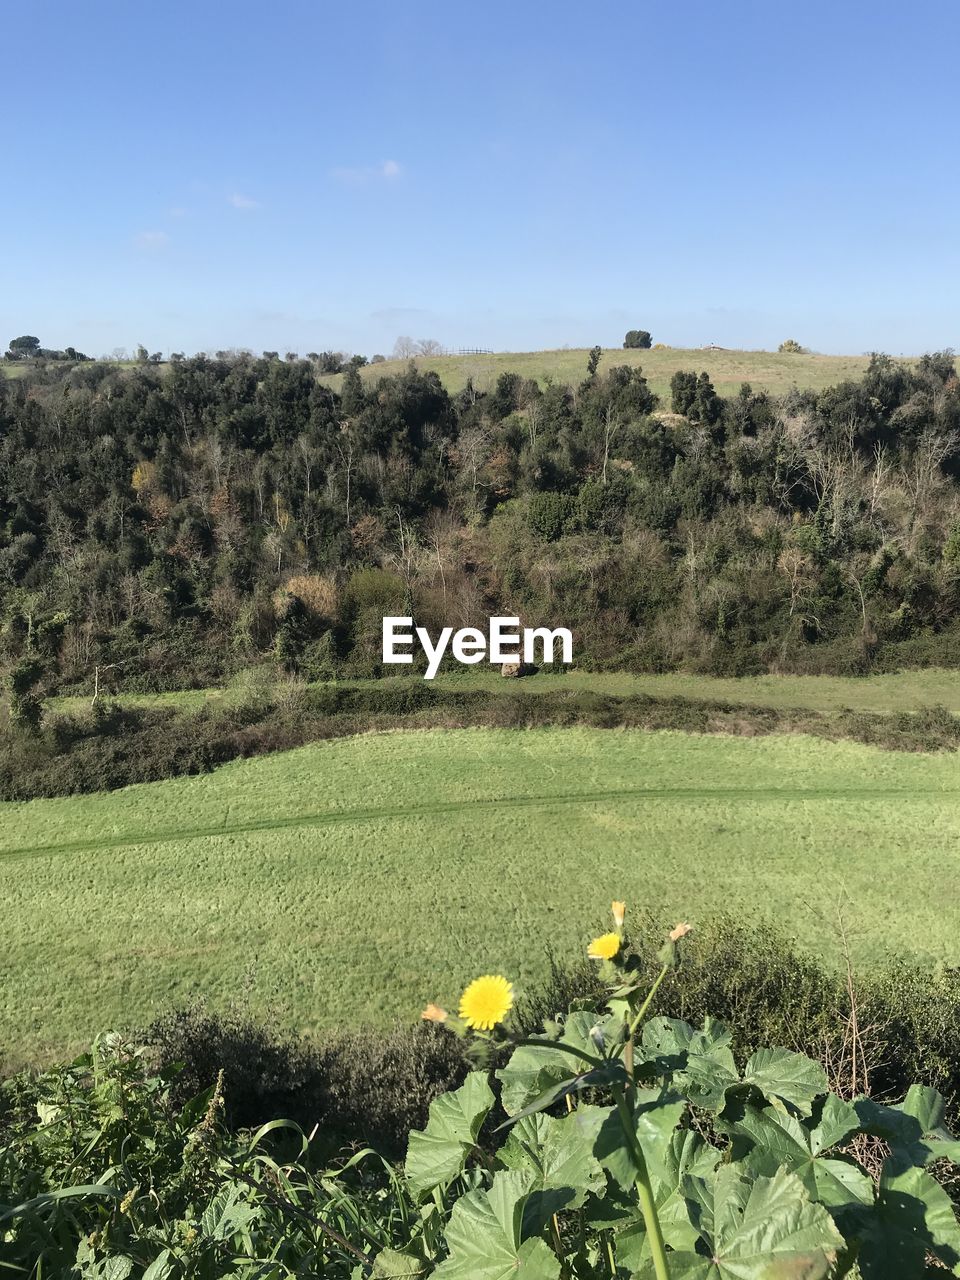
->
405, 1071, 494, 1197
432, 1169, 560, 1280
857, 1093, 960, 1170
632, 1166, 844, 1280
897, 1085, 951, 1138
594, 1087, 686, 1191
497, 1012, 613, 1117
640, 1018, 738, 1112
723, 1097, 873, 1215
738, 1047, 828, 1117
498, 1104, 606, 1227
614, 1129, 723, 1270
852, 1153, 960, 1279
894, 1085, 960, 1166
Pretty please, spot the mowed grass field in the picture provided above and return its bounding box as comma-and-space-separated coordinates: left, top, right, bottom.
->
3, 726, 959, 1066
319, 346, 958, 403
51, 667, 960, 717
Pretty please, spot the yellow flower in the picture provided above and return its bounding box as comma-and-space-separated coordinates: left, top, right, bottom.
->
611, 900, 626, 929
458, 975, 514, 1031
669, 922, 693, 942
588, 932, 621, 961
421, 1003, 448, 1023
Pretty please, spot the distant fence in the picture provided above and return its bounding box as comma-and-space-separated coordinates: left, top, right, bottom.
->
450, 347, 494, 356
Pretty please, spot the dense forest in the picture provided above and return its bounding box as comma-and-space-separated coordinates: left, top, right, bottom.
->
3, 346, 960, 709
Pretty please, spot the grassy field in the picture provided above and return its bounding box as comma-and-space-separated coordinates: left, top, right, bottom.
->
318, 346, 956, 403
51, 667, 960, 717
3, 726, 959, 1065
9, 348, 955, 401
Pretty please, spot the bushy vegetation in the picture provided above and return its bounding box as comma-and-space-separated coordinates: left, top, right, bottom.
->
139, 918, 960, 1152
3, 348, 960, 706
4, 727, 960, 1065
4, 917, 960, 1278
5, 677, 960, 802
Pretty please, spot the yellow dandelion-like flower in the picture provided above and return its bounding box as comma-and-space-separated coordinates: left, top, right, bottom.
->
611, 900, 626, 929
669, 922, 693, 942
458, 975, 513, 1031
421, 1003, 448, 1023
588, 932, 621, 961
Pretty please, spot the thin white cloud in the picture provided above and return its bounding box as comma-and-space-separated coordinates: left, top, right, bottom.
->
331, 159, 402, 184
134, 230, 170, 250
168, 206, 188, 218
229, 192, 260, 209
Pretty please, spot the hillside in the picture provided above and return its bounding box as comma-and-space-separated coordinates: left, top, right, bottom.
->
4, 346, 960, 702
319, 345, 955, 402
6, 346, 957, 402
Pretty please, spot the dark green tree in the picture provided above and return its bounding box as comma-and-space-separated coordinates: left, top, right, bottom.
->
8, 658, 45, 731
340, 363, 366, 416
623, 329, 652, 349
6, 335, 40, 359
670, 369, 698, 414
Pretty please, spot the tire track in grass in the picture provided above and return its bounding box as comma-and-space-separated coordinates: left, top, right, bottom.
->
3, 781, 957, 862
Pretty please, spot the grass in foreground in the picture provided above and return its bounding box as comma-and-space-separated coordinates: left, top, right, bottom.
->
2, 726, 958, 1065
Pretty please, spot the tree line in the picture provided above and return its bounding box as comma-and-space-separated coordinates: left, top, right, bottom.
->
2, 345, 959, 712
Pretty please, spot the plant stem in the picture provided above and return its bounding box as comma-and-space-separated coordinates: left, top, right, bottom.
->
612, 1087, 671, 1280
626, 964, 670, 1043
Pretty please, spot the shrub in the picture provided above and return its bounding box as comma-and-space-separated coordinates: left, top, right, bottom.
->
4, 921, 960, 1277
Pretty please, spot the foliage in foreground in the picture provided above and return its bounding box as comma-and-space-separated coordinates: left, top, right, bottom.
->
3, 913, 960, 1277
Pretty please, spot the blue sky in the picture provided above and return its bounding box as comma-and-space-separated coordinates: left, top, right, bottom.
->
2, 0, 958, 357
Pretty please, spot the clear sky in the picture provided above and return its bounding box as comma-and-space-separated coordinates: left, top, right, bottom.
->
2, 0, 958, 358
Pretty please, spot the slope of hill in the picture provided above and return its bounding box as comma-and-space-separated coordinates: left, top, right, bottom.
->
7, 346, 953, 401
320, 345, 949, 402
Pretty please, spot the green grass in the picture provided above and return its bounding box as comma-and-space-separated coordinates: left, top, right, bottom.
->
3, 726, 959, 1066
320, 346, 957, 403
51, 667, 960, 718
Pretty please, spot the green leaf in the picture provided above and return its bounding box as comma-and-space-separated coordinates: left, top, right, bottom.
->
739, 1047, 828, 1116
432, 1170, 560, 1280
496, 1060, 629, 1130
405, 1071, 494, 1197
594, 1088, 686, 1191
497, 1012, 613, 1117
811, 1093, 864, 1152
372, 1246, 427, 1277
99, 1259, 134, 1280
141, 1252, 176, 1280
199, 1182, 257, 1240
853, 1154, 960, 1279
724, 1100, 873, 1212
498, 1104, 606, 1226
897, 1084, 950, 1137
641, 1017, 738, 1112
641, 1017, 736, 1072
633, 1166, 844, 1280
857, 1095, 960, 1170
